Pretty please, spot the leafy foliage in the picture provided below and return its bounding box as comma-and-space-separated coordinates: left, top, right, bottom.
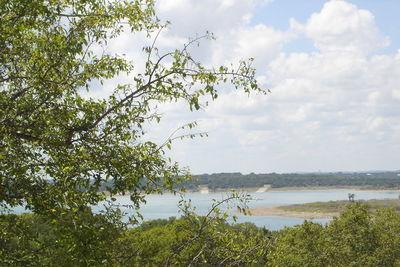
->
0, 0, 266, 264
113, 218, 271, 266
269, 203, 400, 266
0, 0, 262, 215
1, 204, 399, 266
0, 209, 123, 266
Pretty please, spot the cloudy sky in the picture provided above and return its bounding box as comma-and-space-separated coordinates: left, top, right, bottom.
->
105, 0, 400, 174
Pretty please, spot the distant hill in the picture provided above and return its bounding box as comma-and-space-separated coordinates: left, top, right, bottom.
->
180, 171, 400, 191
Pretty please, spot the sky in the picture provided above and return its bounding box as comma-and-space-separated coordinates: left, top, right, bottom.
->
100, 0, 400, 174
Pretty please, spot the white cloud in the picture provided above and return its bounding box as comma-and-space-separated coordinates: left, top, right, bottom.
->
156, 0, 266, 35
179, 0, 400, 172
211, 24, 289, 68
291, 0, 389, 54
392, 89, 400, 101
88, 0, 400, 173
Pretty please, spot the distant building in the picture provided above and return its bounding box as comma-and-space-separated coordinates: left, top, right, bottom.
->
198, 185, 209, 194
256, 184, 271, 193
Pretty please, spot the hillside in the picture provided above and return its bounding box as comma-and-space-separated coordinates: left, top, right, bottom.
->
180, 171, 400, 191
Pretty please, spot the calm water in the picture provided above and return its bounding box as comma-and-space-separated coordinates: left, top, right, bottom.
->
100, 189, 400, 230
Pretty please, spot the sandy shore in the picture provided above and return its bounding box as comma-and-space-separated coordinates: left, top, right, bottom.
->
248, 205, 338, 219
253, 186, 399, 192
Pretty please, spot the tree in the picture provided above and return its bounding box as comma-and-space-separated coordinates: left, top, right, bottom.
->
110, 217, 271, 266
268, 204, 400, 266
268, 221, 325, 267
0, 0, 263, 217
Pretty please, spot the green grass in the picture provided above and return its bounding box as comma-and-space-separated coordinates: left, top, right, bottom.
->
280, 199, 400, 214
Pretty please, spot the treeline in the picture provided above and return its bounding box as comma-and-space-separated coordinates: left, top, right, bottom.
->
181, 171, 400, 190
1, 203, 399, 265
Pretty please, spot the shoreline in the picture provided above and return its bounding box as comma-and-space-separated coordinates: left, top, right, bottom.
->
248, 205, 337, 219
103, 186, 399, 196
248, 198, 400, 219
205, 186, 400, 193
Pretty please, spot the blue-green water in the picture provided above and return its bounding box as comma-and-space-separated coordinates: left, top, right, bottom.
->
100, 189, 399, 230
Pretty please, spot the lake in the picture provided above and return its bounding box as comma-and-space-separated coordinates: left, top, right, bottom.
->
100, 188, 400, 230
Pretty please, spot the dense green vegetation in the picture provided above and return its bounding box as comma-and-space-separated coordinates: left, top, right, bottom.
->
183, 171, 400, 190
280, 198, 400, 215
269, 204, 400, 266
1, 204, 400, 266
